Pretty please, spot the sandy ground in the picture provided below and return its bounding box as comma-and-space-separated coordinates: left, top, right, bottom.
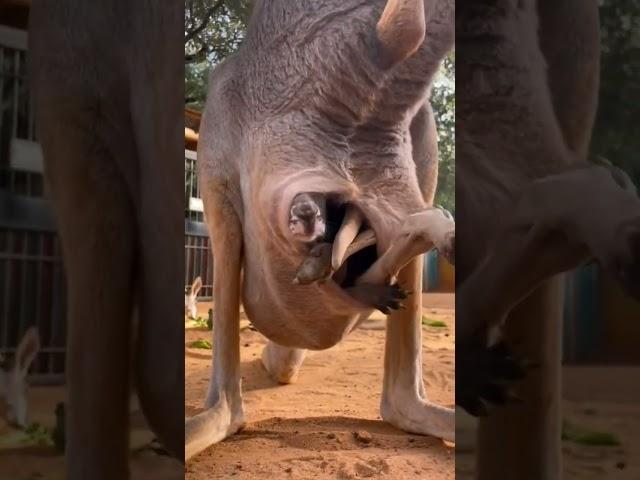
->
185, 293, 455, 480
0, 386, 182, 479
456, 366, 640, 479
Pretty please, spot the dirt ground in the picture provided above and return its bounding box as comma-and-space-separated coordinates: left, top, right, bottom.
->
456, 367, 640, 479
0, 386, 182, 480
185, 293, 455, 480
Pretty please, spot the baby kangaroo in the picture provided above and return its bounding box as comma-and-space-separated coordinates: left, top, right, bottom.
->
185, 276, 203, 319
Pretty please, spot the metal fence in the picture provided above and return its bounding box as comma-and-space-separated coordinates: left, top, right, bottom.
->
0, 194, 66, 384
185, 220, 213, 300
184, 149, 213, 299
0, 24, 215, 382
1, 25, 65, 383
185, 149, 204, 223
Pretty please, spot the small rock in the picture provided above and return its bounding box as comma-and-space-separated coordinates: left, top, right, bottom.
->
408, 438, 415, 443
285, 467, 293, 473
354, 430, 373, 444
236, 463, 242, 470
244, 343, 250, 347
327, 432, 336, 439
616, 461, 626, 470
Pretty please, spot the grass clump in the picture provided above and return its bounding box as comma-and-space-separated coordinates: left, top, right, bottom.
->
188, 338, 212, 349
0, 422, 53, 450
192, 317, 209, 329
562, 421, 621, 446
422, 317, 447, 328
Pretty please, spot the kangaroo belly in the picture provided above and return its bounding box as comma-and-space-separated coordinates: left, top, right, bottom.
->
237, 148, 429, 350
241, 238, 363, 350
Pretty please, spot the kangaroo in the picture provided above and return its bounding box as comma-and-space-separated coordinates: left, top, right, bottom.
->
28, 2, 184, 478
455, 1, 640, 478
0, 327, 40, 429
185, 0, 455, 460
185, 276, 203, 319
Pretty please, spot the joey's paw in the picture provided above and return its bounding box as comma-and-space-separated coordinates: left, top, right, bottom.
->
347, 283, 408, 314
293, 243, 333, 285
456, 340, 529, 417
375, 283, 410, 314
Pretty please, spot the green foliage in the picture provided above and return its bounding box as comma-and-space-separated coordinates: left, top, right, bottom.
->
562, 420, 621, 446
185, 0, 250, 108
591, 1, 640, 187
0, 422, 53, 450
431, 53, 455, 213
188, 338, 213, 349
422, 316, 447, 328
191, 316, 209, 329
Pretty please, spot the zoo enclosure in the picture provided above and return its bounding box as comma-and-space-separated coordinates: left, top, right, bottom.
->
185, 148, 214, 300
1, 25, 65, 384
0, 26, 215, 384
1, 22, 631, 377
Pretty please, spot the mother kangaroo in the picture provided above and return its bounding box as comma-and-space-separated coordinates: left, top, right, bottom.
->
185, 0, 456, 459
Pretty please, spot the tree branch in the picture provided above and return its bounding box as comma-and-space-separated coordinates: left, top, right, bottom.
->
185, 0, 225, 43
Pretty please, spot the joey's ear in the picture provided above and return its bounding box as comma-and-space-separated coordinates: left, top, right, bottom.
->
191, 276, 203, 296
15, 327, 40, 376
376, 0, 426, 69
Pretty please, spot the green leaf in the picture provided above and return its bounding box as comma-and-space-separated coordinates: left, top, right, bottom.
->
422, 317, 447, 328
562, 421, 621, 446
0, 422, 53, 450
188, 338, 213, 349
192, 317, 209, 329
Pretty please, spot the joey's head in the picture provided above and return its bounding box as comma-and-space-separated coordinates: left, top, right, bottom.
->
288, 192, 327, 243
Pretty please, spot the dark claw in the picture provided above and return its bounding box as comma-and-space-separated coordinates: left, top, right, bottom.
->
347, 282, 409, 314
379, 283, 408, 313
457, 339, 532, 417
377, 305, 390, 314
387, 300, 401, 310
